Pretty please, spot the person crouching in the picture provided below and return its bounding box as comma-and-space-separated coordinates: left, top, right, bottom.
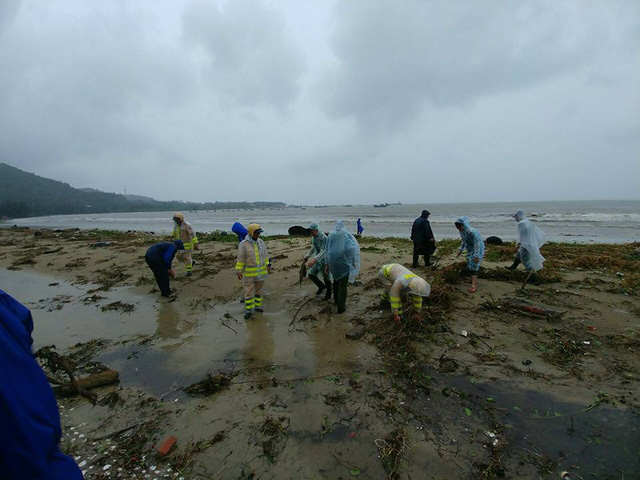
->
145, 240, 184, 298
379, 263, 431, 323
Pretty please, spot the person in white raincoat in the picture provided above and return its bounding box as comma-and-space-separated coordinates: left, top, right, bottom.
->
507, 210, 547, 288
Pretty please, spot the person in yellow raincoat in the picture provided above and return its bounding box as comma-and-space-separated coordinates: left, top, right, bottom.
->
172, 213, 199, 276
236, 224, 271, 320
378, 263, 431, 323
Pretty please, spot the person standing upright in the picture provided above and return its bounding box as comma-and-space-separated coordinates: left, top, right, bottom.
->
325, 220, 361, 314
236, 224, 271, 319
411, 210, 436, 267
172, 213, 199, 276
356, 218, 364, 236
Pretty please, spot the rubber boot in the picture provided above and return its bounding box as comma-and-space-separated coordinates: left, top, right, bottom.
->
323, 280, 332, 300
309, 275, 325, 295
506, 258, 521, 270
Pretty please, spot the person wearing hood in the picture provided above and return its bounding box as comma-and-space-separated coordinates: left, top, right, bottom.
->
236, 224, 271, 319
145, 240, 184, 298
356, 218, 364, 236
303, 222, 331, 300
507, 210, 547, 286
231, 221, 248, 242
378, 263, 431, 324
325, 220, 361, 314
411, 210, 436, 267
172, 213, 199, 276
455, 216, 485, 293
0, 290, 84, 480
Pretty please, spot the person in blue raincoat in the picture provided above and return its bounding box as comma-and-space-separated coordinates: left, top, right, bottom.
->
455, 216, 485, 293
0, 290, 83, 480
356, 218, 364, 236
325, 220, 361, 314
231, 221, 248, 242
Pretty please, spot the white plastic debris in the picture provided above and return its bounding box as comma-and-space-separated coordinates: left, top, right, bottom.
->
78, 460, 87, 468
461, 330, 468, 337
103, 464, 111, 471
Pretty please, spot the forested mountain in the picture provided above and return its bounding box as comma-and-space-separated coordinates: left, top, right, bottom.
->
0, 163, 285, 218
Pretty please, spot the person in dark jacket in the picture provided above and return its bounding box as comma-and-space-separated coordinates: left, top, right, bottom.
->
411, 210, 436, 267
145, 240, 184, 297
0, 290, 83, 480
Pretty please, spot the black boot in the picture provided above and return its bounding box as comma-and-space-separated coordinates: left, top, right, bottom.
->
506, 258, 521, 271
323, 281, 332, 300
309, 275, 325, 295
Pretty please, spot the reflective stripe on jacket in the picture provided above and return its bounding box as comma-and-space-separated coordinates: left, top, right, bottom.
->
173, 222, 198, 250
236, 237, 270, 280
378, 263, 429, 314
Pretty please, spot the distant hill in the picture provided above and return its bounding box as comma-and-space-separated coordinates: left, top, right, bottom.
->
0, 163, 286, 219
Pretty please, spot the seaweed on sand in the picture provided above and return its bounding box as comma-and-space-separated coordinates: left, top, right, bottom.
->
183, 372, 232, 396
375, 428, 408, 480
258, 415, 289, 463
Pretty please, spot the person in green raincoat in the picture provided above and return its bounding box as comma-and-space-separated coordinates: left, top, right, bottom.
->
303, 222, 332, 300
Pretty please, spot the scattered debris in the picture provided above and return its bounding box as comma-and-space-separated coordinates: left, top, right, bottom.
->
183, 372, 232, 396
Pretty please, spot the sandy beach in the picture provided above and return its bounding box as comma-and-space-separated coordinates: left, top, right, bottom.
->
1, 227, 639, 479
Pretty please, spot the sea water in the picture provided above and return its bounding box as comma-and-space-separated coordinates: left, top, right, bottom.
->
5, 200, 640, 244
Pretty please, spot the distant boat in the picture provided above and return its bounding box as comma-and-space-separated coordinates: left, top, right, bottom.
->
374, 203, 389, 208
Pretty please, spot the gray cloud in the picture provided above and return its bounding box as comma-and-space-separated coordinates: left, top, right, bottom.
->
0, 0, 637, 204
321, 0, 640, 132
182, 0, 305, 112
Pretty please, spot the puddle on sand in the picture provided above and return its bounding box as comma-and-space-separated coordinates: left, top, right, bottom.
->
1, 268, 162, 349
96, 289, 377, 398
447, 376, 640, 475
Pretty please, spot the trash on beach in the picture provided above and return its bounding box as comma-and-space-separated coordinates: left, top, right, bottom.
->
345, 325, 366, 340
481, 297, 566, 320
288, 225, 312, 236
59, 370, 120, 397
90, 242, 112, 247
461, 330, 468, 337
157, 436, 177, 456
183, 372, 232, 396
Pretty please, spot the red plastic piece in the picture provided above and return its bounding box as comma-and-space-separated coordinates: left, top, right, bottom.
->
157, 436, 177, 456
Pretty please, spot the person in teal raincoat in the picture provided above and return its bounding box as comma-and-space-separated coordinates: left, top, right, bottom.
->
455, 216, 484, 293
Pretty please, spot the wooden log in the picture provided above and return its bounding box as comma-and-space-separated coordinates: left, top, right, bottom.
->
59, 370, 119, 396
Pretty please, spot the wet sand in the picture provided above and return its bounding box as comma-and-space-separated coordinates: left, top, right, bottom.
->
1, 227, 639, 479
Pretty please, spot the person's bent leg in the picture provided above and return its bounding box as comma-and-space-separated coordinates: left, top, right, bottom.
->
308, 274, 325, 295
322, 272, 332, 300
254, 281, 265, 312
150, 260, 171, 296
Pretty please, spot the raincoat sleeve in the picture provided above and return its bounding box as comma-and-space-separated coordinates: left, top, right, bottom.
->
312, 235, 326, 261
459, 234, 467, 253
470, 231, 484, 259
187, 224, 198, 246
0, 290, 83, 480
410, 220, 416, 242
236, 242, 246, 273
163, 244, 177, 269
349, 239, 361, 283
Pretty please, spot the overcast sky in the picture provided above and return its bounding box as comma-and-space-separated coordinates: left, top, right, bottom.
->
1, 0, 638, 204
